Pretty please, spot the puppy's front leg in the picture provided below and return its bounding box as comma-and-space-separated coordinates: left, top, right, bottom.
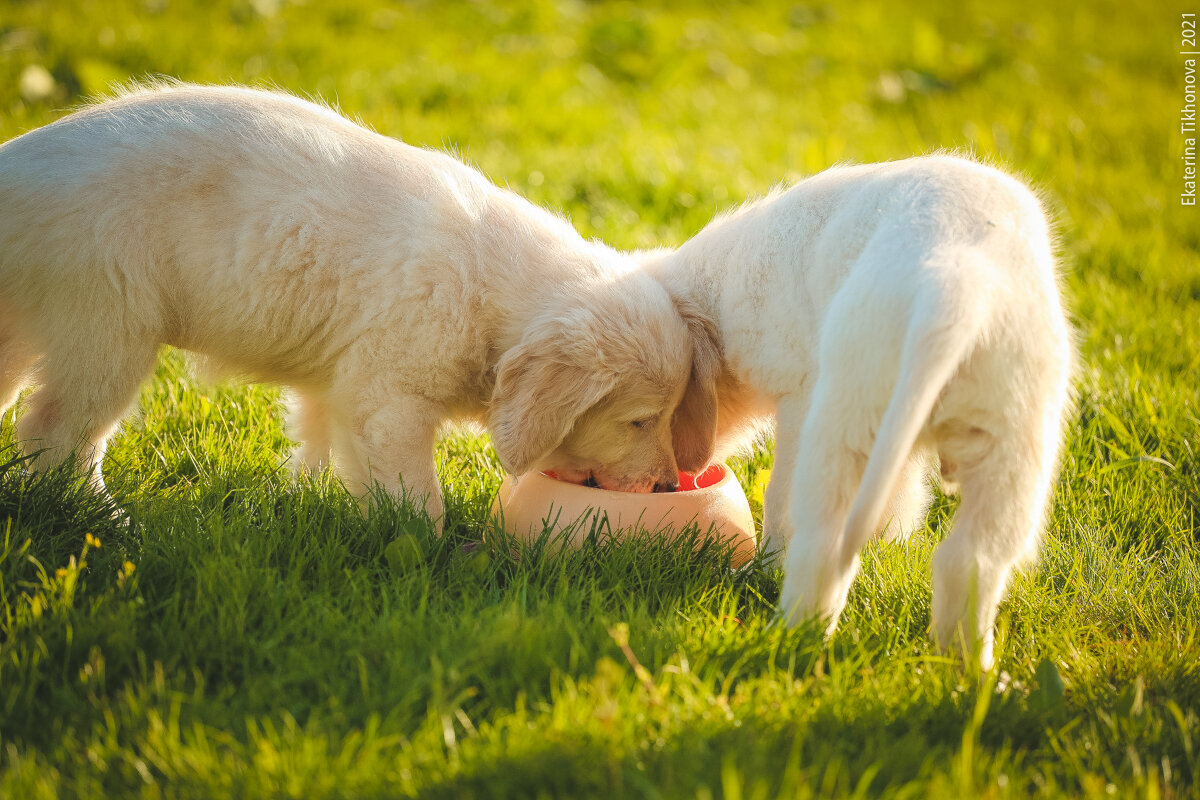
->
777, 383, 876, 636
337, 394, 445, 528
760, 395, 807, 559
286, 389, 334, 475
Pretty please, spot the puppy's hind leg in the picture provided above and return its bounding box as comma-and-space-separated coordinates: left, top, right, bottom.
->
930, 425, 1063, 672
875, 451, 934, 542
16, 322, 158, 490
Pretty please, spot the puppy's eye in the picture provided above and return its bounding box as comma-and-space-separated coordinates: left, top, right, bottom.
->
630, 418, 654, 430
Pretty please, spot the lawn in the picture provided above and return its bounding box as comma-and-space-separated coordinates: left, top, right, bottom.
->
1, 0, 1198, 797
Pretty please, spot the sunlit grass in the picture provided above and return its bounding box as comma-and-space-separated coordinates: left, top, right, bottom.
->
1, 0, 1197, 797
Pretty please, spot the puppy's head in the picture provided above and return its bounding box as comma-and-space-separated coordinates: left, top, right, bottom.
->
489, 276, 713, 493
665, 291, 722, 474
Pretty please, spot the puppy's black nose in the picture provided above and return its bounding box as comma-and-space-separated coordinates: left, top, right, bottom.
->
653, 480, 678, 493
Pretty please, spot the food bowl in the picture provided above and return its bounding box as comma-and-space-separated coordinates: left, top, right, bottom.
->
492, 463, 757, 566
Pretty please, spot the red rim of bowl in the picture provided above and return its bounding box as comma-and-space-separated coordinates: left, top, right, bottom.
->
540, 463, 726, 493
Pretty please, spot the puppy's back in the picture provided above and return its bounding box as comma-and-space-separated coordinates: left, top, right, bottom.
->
0, 84, 491, 381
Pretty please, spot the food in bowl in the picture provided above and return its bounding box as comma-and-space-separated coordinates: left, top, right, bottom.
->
492, 462, 756, 566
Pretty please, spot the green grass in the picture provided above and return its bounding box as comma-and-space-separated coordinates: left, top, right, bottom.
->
2, 0, 1198, 796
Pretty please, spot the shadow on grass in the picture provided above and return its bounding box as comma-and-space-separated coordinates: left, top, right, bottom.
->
414, 657, 1200, 799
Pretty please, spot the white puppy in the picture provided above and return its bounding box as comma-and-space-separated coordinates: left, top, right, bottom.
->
646, 156, 1074, 668
0, 83, 712, 520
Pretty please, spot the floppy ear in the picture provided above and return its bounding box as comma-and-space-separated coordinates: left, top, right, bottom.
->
671, 295, 723, 473
489, 324, 617, 476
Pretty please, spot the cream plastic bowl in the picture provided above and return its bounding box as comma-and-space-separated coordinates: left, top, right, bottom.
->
492, 463, 757, 566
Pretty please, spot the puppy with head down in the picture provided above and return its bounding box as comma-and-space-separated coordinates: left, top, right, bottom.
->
646, 156, 1074, 669
0, 83, 708, 520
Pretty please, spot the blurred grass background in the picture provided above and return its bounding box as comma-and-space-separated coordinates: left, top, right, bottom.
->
1, 0, 1198, 797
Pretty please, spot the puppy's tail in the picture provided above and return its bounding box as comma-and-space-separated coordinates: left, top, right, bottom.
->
840, 252, 990, 552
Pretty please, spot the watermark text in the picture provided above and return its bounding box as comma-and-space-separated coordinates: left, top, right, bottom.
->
1183, 12, 1197, 206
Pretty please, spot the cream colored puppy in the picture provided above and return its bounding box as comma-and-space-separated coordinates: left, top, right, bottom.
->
646, 156, 1074, 669
0, 83, 711, 519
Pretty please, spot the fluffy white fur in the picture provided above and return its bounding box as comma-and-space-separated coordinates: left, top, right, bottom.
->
646, 155, 1074, 669
0, 83, 709, 520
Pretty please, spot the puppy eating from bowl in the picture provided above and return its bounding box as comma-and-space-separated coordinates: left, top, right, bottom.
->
0, 82, 715, 522
644, 155, 1074, 669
